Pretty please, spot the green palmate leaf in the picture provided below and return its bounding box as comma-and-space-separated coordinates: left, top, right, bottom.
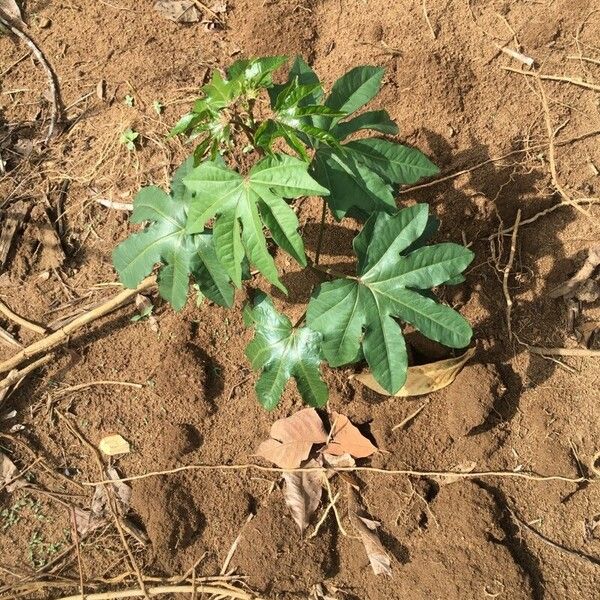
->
345, 138, 439, 185
184, 153, 329, 291
311, 148, 396, 220
325, 66, 385, 117
269, 56, 322, 106
311, 138, 439, 219
228, 56, 287, 91
307, 204, 473, 394
112, 161, 234, 311
244, 293, 328, 410
331, 110, 398, 140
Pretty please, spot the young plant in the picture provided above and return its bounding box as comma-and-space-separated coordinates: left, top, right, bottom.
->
113, 56, 474, 409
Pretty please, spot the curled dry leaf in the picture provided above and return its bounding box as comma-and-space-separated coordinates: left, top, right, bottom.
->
256, 407, 327, 469
153, 0, 201, 22
349, 490, 391, 576
353, 347, 475, 397
324, 413, 377, 458
282, 458, 323, 532
1, 450, 28, 492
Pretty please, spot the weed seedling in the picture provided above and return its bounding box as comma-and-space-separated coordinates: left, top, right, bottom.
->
119, 128, 139, 151
113, 57, 474, 409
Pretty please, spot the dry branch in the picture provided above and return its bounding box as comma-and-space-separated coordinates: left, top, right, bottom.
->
502, 66, 600, 93
0, 9, 62, 142
0, 298, 47, 335
52, 584, 264, 600
0, 354, 54, 391
0, 277, 156, 375
529, 346, 600, 357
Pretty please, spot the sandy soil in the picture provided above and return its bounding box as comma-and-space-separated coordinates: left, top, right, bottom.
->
1, 0, 600, 598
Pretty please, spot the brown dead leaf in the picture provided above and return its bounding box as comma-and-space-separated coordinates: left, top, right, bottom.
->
256, 407, 327, 469
0, 0, 24, 24
1, 451, 27, 492
348, 489, 391, 576
282, 459, 323, 532
354, 347, 475, 397
323, 413, 377, 458
153, 0, 201, 22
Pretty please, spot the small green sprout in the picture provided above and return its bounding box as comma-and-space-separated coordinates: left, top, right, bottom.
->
124, 94, 135, 107
153, 99, 164, 115
119, 128, 139, 151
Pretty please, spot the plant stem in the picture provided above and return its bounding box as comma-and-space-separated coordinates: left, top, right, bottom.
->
309, 261, 357, 281
314, 197, 327, 265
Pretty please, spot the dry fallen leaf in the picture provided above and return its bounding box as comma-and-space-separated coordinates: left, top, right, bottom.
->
91, 466, 132, 523
99, 434, 130, 456
1, 451, 28, 492
354, 516, 392, 575
0, 0, 24, 23
153, 0, 201, 22
282, 458, 323, 532
354, 347, 475, 397
256, 407, 327, 469
348, 489, 391, 576
324, 413, 377, 458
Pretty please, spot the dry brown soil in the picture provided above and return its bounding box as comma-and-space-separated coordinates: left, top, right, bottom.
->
1, 0, 600, 599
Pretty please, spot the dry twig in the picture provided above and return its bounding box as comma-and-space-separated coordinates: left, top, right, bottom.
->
502, 66, 600, 93
0, 276, 156, 374
0, 298, 47, 335
57, 412, 151, 600
85, 462, 589, 487
0, 9, 62, 142
502, 209, 521, 340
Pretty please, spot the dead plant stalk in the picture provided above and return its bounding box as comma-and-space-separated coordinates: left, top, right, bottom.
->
0, 277, 156, 375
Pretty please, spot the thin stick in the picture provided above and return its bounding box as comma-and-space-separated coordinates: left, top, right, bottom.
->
52, 584, 263, 600
52, 380, 144, 398
492, 197, 600, 238
325, 476, 348, 536
502, 209, 521, 340
528, 346, 600, 357
391, 401, 429, 431
421, 0, 436, 39
96, 199, 134, 211
0, 10, 62, 142
510, 509, 600, 567
220, 513, 253, 575
566, 55, 600, 66
502, 66, 600, 92
398, 129, 600, 195
0, 276, 156, 375
70, 507, 85, 600
0, 299, 47, 335
309, 491, 341, 538
535, 74, 598, 224
0, 354, 54, 391
57, 412, 151, 600
85, 462, 589, 487
314, 197, 327, 265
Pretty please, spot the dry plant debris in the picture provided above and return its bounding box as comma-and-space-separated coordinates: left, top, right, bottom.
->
354, 347, 475, 396
98, 434, 131, 457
